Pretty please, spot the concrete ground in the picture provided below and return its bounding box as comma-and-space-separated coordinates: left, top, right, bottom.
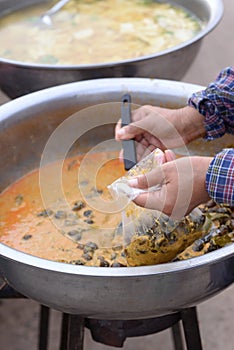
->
0, 0, 234, 349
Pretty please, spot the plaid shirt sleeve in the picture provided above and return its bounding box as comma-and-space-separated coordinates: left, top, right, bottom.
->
188, 67, 234, 206
206, 148, 234, 206
188, 66, 234, 140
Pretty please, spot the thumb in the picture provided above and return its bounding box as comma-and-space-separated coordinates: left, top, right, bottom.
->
116, 117, 156, 140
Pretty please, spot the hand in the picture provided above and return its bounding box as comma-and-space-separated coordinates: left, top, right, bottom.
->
115, 105, 206, 161
128, 155, 212, 219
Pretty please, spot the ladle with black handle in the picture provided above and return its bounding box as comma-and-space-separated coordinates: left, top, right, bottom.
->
121, 94, 137, 170
119, 94, 137, 244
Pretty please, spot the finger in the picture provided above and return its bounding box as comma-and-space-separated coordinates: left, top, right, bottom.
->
116, 115, 158, 141
138, 135, 162, 151
140, 144, 157, 160
120, 142, 153, 163
165, 149, 176, 162
145, 134, 165, 150
116, 105, 155, 140
119, 149, 124, 162
116, 123, 144, 140
132, 191, 165, 212
128, 166, 165, 189
115, 119, 122, 140
140, 137, 149, 147
134, 142, 150, 162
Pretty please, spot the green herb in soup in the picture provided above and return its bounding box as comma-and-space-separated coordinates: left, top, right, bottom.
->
0, 0, 203, 65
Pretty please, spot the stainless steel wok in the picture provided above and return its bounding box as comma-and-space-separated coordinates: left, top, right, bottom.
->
0, 0, 223, 98
0, 78, 234, 320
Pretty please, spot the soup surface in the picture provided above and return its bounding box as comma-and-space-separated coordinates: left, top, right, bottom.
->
1, 150, 233, 267
0, 151, 127, 265
0, 0, 203, 65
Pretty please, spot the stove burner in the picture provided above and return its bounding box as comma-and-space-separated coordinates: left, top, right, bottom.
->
85, 316, 181, 347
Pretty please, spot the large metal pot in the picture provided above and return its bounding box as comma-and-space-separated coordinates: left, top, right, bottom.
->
0, 78, 233, 320
0, 0, 223, 98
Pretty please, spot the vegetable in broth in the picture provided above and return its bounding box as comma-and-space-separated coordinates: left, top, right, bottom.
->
0, 0, 203, 65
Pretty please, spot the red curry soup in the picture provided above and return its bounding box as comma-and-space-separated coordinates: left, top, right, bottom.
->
1, 150, 233, 267
0, 151, 127, 266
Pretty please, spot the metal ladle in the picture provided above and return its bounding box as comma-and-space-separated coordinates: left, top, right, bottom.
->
41, 0, 71, 26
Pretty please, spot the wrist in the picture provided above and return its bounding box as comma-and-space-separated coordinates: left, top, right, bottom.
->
177, 106, 206, 144
191, 156, 212, 205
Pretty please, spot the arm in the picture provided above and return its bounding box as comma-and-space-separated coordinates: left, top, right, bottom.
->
188, 66, 234, 140
129, 149, 234, 218
116, 66, 234, 150
206, 148, 234, 206
128, 155, 212, 219
116, 67, 234, 215
115, 105, 206, 159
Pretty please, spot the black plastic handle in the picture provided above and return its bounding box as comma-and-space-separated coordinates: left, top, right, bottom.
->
121, 94, 137, 170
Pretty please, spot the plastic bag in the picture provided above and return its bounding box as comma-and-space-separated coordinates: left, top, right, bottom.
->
108, 149, 207, 266
109, 149, 164, 201
108, 149, 171, 244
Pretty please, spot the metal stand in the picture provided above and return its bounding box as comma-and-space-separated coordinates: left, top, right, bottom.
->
180, 307, 203, 350
0, 283, 203, 350
171, 322, 184, 350
59, 314, 85, 350
62, 315, 85, 350
39, 305, 50, 350
59, 309, 202, 350
0, 283, 50, 350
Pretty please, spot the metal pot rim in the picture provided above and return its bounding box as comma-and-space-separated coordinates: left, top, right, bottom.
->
0, 76, 233, 279
0, 0, 223, 69
1, 241, 234, 277
0, 77, 205, 118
